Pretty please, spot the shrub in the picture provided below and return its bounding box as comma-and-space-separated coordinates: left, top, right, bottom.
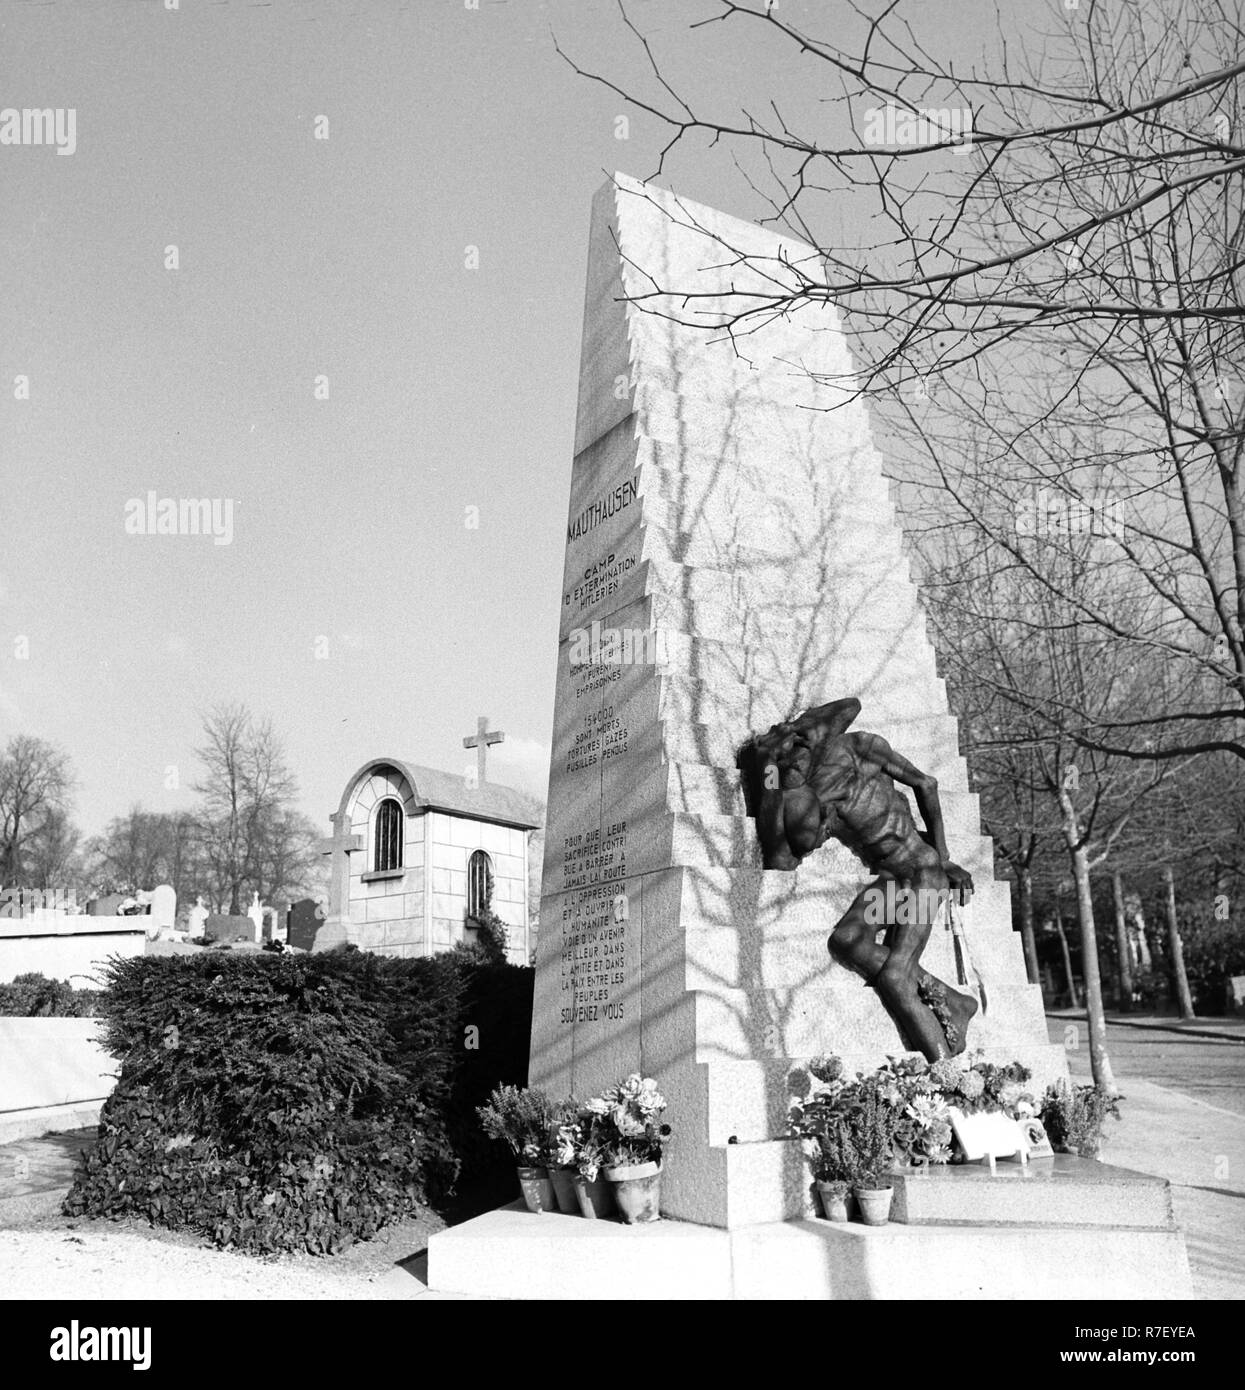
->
0, 972, 103, 1017
64, 949, 534, 1253
1040, 1081, 1121, 1158
1175, 910, 1245, 1014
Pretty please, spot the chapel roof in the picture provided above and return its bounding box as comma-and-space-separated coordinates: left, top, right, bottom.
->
338, 756, 543, 831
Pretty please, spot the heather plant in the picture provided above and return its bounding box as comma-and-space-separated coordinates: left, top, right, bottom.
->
1040, 1081, 1121, 1158
477, 1085, 555, 1165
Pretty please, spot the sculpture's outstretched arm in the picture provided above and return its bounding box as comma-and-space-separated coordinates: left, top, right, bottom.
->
854, 733, 948, 860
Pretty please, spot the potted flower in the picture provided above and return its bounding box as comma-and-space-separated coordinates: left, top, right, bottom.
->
811, 1120, 858, 1222
561, 1109, 616, 1219
544, 1098, 584, 1215
581, 1073, 672, 1223
842, 1084, 901, 1225
1040, 1081, 1121, 1160
789, 1056, 857, 1221
476, 1084, 557, 1213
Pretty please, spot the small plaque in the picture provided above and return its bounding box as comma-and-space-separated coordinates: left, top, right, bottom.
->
1020, 1117, 1054, 1158
949, 1107, 1029, 1168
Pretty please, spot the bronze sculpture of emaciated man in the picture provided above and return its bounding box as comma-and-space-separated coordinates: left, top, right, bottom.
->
739, 697, 980, 1061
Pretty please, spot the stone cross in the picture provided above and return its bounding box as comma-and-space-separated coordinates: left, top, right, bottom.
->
320, 810, 363, 922
463, 715, 504, 786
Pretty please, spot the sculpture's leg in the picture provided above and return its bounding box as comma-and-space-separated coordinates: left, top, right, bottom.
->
828, 873, 977, 1060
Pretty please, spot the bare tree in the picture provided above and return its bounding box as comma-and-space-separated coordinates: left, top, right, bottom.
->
565, 0, 1245, 763
195, 704, 299, 914
0, 735, 74, 886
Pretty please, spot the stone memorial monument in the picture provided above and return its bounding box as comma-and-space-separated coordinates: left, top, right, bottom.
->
525, 173, 1067, 1230
430, 176, 1191, 1299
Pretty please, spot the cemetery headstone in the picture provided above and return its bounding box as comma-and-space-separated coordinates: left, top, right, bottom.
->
148, 884, 177, 939
186, 896, 209, 939
246, 892, 264, 943
287, 898, 325, 952
88, 893, 127, 917
204, 913, 257, 944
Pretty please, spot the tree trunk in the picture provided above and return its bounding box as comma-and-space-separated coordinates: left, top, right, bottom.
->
1112, 870, 1134, 1013
1070, 846, 1118, 1094
1058, 788, 1118, 1095
1130, 899, 1153, 970
1017, 866, 1041, 988
1162, 865, 1196, 1020
1053, 899, 1079, 1009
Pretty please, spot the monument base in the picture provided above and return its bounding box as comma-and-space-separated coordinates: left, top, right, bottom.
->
427, 1158, 1193, 1300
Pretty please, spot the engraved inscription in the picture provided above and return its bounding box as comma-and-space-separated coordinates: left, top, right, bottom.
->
565, 706, 628, 775
559, 881, 629, 1024
558, 821, 631, 1025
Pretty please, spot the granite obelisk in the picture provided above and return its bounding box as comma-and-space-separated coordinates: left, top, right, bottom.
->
529, 174, 1067, 1228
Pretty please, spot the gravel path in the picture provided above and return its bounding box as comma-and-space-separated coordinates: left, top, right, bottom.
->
0, 1225, 402, 1300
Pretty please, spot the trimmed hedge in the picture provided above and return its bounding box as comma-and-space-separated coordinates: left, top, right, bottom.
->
0, 972, 103, 1017
64, 949, 532, 1254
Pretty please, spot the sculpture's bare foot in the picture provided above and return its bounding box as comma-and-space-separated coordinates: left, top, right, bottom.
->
943, 984, 978, 1056
917, 976, 979, 1056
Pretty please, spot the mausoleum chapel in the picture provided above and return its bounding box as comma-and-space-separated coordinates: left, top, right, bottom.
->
315, 755, 540, 965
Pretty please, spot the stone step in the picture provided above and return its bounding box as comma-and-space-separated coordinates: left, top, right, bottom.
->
729, 1215, 1193, 1300
888, 1155, 1177, 1230
690, 983, 1050, 1065
637, 444, 890, 520
660, 758, 983, 836
632, 380, 874, 460
700, 1045, 1070, 1146
664, 811, 995, 879
637, 479, 908, 567
680, 912, 1041, 1002
650, 675, 972, 774
427, 1199, 1193, 1300
648, 865, 1027, 981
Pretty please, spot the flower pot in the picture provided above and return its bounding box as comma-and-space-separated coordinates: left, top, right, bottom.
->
603, 1160, 662, 1224
572, 1173, 616, 1220
547, 1167, 581, 1215
516, 1166, 556, 1214
814, 1182, 852, 1223
852, 1185, 894, 1227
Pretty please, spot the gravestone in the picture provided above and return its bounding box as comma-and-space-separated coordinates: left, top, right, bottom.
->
186, 896, 209, 939
87, 893, 127, 917
246, 892, 264, 943
287, 899, 325, 952
148, 884, 177, 938
527, 174, 1067, 1230
204, 913, 256, 944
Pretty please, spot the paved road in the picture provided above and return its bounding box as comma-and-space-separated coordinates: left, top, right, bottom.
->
1047, 1019, 1245, 1117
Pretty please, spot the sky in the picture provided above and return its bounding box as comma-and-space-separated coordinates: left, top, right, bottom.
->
0, 0, 1006, 841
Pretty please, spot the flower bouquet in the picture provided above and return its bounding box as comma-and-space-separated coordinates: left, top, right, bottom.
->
579, 1073, 672, 1223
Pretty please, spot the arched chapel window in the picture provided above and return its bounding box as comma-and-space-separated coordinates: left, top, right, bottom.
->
374, 798, 403, 872
467, 849, 492, 917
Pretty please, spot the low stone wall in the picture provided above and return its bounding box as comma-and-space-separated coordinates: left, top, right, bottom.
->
0, 913, 147, 989
0, 1018, 116, 1113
